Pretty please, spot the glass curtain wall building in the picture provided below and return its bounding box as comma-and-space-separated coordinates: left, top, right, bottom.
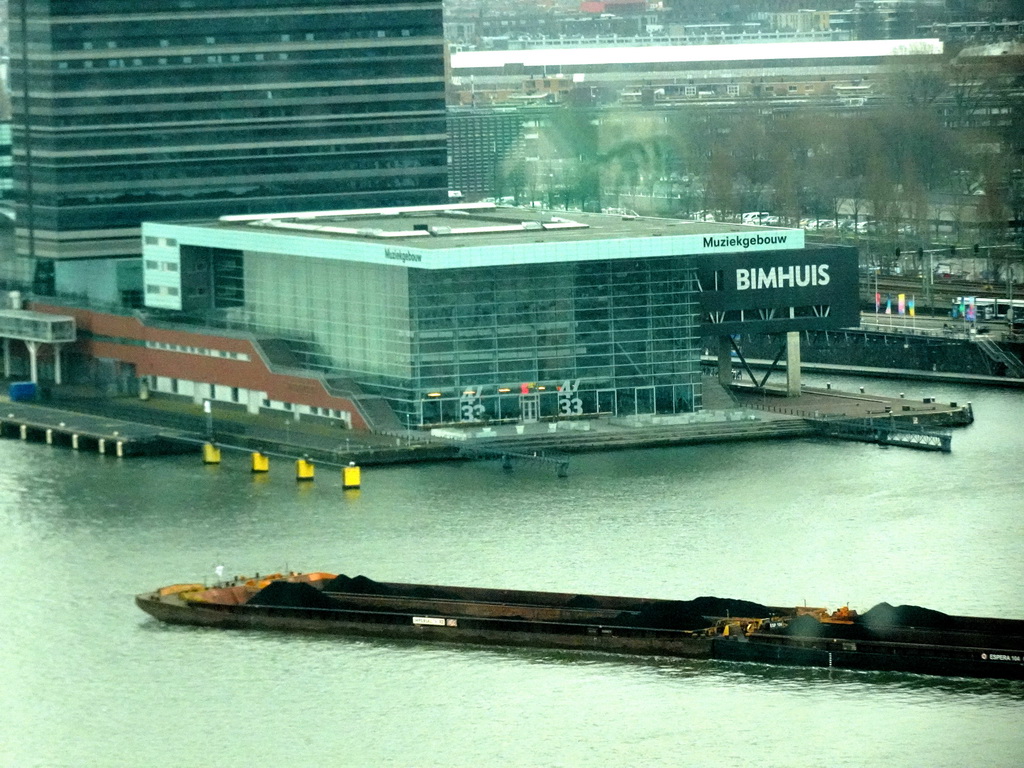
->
173, 248, 701, 428
237, 255, 702, 426
408, 257, 702, 426
143, 208, 705, 428
8, 0, 448, 280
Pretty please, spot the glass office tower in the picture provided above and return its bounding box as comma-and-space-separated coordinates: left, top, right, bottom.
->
8, 0, 448, 274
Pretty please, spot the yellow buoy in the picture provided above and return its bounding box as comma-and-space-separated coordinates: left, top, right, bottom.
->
296, 456, 315, 481
202, 442, 222, 464
342, 462, 361, 490
251, 451, 270, 473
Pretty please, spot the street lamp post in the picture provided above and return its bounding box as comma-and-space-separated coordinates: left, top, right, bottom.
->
203, 399, 213, 441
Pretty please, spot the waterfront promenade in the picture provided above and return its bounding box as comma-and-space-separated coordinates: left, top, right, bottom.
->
0, 375, 972, 468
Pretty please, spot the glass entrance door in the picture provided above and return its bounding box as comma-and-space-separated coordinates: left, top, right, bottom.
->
634, 385, 656, 415
520, 394, 539, 423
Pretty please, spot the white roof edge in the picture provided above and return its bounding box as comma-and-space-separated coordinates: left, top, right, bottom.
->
219, 202, 497, 223
451, 38, 943, 70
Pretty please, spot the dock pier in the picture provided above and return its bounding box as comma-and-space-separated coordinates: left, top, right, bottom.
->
0, 403, 188, 457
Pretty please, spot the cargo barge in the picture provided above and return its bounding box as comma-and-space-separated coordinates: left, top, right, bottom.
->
135, 571, 1024, 680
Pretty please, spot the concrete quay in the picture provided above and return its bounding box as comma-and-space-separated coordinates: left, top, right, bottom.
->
0, 379, 972, 469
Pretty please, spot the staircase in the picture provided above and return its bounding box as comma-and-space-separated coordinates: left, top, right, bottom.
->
974, 337, 1024, 378
251, 339, 404, 434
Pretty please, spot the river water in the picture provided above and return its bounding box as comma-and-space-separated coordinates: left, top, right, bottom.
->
2, 374, 1022, 767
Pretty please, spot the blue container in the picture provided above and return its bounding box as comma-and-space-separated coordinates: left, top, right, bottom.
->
8, 381, 37, 402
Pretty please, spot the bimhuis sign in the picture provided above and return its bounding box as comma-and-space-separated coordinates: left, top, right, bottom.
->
697, 245, 860, 333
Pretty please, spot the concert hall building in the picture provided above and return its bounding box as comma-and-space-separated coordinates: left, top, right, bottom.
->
28, 204, 858, 431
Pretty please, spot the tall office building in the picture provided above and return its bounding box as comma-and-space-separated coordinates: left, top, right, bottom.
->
8, 0, 448, 300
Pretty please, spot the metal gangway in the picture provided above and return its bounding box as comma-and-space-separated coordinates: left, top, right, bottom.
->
456, 443, 571, 477
809, 416, 952, 453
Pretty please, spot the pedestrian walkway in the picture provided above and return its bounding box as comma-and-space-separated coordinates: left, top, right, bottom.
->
0, 377, 974, 464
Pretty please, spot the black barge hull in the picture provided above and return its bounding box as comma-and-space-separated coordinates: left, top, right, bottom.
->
713, 635, 1024, 680
135, 591, 714, 658
136, 573, 1024, 680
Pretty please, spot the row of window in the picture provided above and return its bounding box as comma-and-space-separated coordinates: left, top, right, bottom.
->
149, 376, 352, 426
57, 46, 432, 70
144, 260, 178, 272
260, 398, 347, 420
145, 340, 251, 361
77, 29, 416, 51
146, 285, 179, 297
50, 82, 444, 108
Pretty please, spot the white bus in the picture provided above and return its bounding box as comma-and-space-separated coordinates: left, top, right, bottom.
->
951, 297, 1024, 321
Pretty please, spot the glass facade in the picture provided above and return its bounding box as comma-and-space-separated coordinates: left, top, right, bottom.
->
225, 250, 701, 427
9, 0, 448, 265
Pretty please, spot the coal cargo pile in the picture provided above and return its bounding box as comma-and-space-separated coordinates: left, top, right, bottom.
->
615, 597, 774, 631
248, 580, 342, 610
322, 574, 394, 596
323, 575, 461, 601
685, 596, 772, 619
621, 601, 715, 631
857, 603, 955, 631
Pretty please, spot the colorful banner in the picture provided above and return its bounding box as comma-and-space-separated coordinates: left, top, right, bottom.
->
908, 296, 915, 317
875, 292, 881, 312
898, 294, 906, 316
966, 297, 976, 323
885, 295, 892, 315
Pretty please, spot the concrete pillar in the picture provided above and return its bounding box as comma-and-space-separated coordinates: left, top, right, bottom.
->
2, 337, 10, 378
53, 343, 64, 385
24, 340, 39, 383
717, 336, 733, 387
786, 331, 801, 397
